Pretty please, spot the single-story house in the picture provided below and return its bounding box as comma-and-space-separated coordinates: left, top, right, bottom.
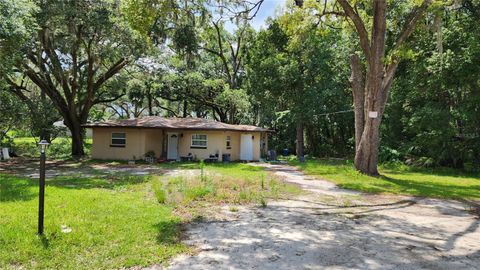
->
83, 116, 270, 161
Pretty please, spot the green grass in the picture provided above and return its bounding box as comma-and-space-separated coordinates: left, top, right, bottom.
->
289, 159, 480, 200
0, 173, 188, 270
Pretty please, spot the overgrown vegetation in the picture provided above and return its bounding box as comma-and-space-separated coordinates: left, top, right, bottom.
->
8, 137, 92, 159
152, 163, 301, 208
289, 158, 480, 200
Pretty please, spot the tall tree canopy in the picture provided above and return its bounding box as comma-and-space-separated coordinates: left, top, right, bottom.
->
247, 5, 351, 159
1, 0, 146, 156
294, 0, 435, 175
2, 0, 480, 173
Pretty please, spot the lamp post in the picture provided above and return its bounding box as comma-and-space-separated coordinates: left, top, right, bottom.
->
38, 140, 49, 235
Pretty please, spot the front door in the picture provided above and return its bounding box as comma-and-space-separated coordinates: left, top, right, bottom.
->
167, 133, 178, 160
240, 134, 253, 161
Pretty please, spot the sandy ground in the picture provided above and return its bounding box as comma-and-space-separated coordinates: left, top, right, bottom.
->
157, 163, 480, 270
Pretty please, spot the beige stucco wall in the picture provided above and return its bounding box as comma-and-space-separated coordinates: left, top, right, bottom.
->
173, 130, 262, 161
91, 127, 264, 161
91, 128, 163, 160
144, 129, 164, 157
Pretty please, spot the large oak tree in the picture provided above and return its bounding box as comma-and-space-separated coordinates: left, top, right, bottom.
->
296, 0, 433, 175
2, 0, 144, 156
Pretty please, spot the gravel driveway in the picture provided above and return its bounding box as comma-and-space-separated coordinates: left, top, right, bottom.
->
160, 163, 480, 270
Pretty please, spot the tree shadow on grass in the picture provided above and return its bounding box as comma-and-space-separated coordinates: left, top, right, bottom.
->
154, 219, 186, 245
382, 168, 480, 180
0, 174, 36, 202
379, 175, 480, 199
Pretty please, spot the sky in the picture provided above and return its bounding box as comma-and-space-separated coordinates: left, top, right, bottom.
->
249, 0, 287, 30
223, 0, 288, 32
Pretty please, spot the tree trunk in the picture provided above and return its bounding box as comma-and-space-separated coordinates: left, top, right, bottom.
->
229, 106, 236, 124
147, 92, 154, 116
335, 0, 432, 176
64, 116, 85, 157
182, 100, 188, 117
71, 129, 85, 158
296, 121, 305, 161
350, 54, 365, 152
353, 0, 387, 176
354, 116, 382, 175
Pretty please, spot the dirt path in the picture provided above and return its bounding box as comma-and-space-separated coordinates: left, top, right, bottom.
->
160, 163, 480, 270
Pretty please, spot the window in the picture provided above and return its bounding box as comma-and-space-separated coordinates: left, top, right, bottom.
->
226, 136, 231, 149
111, 132, 126, 147
191, 134, 207, 148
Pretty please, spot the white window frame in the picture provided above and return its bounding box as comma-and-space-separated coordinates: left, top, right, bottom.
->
191, 134, 207, 148
226, 135, 231, 149
111, 132, 126, 147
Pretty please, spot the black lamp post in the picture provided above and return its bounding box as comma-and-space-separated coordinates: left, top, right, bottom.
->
38, 139, 49, 235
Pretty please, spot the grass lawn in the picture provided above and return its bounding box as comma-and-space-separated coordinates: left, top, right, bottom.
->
0, 173, 187, 270
289, 159, 480, 200
0, 162, 299, 269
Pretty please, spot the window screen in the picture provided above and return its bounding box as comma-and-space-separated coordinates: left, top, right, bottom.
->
191, 134, 207, 148
226, 136, 231, 149
111, 132, 126, 146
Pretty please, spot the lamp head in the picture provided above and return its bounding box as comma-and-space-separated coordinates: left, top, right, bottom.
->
38, 140, 50, 153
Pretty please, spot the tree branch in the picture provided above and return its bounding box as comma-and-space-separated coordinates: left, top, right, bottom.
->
93, 58, 129, 90
93, 92, 125, 105
392, 0, 432, 52
383, 0, 432, 92
337, 0, 371, 59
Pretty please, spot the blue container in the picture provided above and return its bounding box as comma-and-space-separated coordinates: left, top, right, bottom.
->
282, 149, 289, 156
222, 153, 231, 162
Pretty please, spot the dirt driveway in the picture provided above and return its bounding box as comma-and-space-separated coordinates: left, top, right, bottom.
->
161, 163, 480, 270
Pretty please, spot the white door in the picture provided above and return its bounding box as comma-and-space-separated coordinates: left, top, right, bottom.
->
167, 133, 178, 160
240, 134, 253, 161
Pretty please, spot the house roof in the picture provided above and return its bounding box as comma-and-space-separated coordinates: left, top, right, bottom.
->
83, 116, 270, 132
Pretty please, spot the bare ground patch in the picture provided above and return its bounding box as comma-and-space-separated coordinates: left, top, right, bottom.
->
158, 163, 480, 270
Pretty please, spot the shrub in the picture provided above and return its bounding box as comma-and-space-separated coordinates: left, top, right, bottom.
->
145, 151, 155, 158
11, 137, 91, 159
379, 146, 402, 163
184, 185, 213, 202
152, 180, 167, 204
199, 160, 206, 182
258, 196, 267, 208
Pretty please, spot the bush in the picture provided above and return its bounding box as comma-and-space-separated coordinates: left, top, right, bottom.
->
379, 146, 403, 163
405, 156, 436, 168
11, 137, 91, 159
258, 196, 267, 207
145, 150, 155, 158
152, 180, 167, 204
184, 185, 214, 202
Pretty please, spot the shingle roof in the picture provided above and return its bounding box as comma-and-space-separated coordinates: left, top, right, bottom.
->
83, 116, 270, 132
